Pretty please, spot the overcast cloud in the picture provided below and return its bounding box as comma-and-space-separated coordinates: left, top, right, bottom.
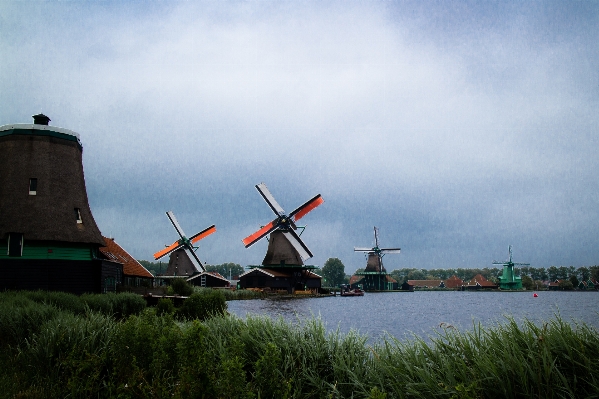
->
1, 1, 598, 273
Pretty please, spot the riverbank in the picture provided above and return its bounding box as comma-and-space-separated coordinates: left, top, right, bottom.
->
1, 290, 598, 398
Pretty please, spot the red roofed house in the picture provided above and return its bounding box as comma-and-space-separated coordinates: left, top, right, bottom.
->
99, 237, 154, 291
465, 274, 498, 290
444, 275, 464, 289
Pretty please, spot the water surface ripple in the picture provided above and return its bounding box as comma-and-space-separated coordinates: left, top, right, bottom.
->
227, 291, 599, 341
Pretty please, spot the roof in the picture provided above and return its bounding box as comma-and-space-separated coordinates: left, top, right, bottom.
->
240, 267, 321, 280
187, 271, 230, 283
444, 275, 464, 288
100, 237, 153, 278
466, 274, 497, 287
0, 123, 104, 245
349, 275, 364, 285
407, 279, 443, 288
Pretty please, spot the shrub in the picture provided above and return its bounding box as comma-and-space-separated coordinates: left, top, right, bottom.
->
110, 292, 147, 318
80, 293, 146, 318
156, 297, 175, 316
170, 277, 194, 296
177, 290, 227, 321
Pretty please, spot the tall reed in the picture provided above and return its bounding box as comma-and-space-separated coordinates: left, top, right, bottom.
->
2, 291, 598, 398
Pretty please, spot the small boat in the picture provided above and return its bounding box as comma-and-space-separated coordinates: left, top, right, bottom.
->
339, 285, 364, 296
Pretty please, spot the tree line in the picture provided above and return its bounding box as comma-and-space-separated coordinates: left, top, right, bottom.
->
139, 259, 599, 289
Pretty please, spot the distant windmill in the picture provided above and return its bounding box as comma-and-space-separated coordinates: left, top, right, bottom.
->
493, 245, 529, 290
153, 211, 216, 276
353, 227, 401, 291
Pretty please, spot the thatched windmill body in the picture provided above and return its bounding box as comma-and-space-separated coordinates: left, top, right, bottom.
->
0, 114, 121, 293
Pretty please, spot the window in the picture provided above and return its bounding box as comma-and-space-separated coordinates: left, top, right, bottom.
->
29, 178, 37, 195
8, 233, 24, 257
74, 208, 82, 224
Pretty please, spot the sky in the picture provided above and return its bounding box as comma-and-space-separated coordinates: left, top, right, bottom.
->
1, 1, 598, 274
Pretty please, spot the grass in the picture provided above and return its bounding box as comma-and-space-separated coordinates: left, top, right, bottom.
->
1, 290, 598, 398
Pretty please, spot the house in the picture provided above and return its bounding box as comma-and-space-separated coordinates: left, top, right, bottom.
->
407, 279, 444, 289
465, 274, 498, 290
444, 275, 464, 289
238, 267, 322, 293
99, 237, 154, 290
187, 271, 230, 288
547, 279, 561, 290
0, 115, 121, 294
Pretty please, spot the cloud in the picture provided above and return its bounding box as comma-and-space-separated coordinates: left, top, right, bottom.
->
2, 1, 598, 271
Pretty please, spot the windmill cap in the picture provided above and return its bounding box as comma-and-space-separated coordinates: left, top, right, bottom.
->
32, 113, 51, 125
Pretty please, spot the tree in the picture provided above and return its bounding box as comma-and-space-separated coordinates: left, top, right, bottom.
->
578, 267, 590, 281
206, 263, 244, 279
558, 280, 574, 291
569, 275, 579, 288
322, 258, 346, 287
521, 275, 534, 290
407, 269, 425, 280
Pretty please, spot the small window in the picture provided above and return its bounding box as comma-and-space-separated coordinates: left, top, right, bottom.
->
8, 233, 24, 257
29, 178, 37, 195
75, 208, 82, 224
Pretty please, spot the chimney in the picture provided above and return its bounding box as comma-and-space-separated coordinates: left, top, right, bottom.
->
32, 114, 51, 125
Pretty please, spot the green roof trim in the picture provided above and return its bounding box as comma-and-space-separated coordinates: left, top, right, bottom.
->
0, 125, 82, 149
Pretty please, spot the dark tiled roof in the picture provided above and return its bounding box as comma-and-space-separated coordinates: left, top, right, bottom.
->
408, 279, 443, 287
100, 237, 153, 278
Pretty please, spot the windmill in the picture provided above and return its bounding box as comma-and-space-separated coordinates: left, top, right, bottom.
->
353, 227, 401, 291
153, 211, 216, 277
239, 183, 324, 293
493, 245, 529, 290
242, 182, 324, 264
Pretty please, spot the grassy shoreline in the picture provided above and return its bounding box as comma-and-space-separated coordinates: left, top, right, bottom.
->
1, 290, 598, 398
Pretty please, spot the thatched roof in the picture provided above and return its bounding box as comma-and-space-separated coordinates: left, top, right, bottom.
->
0, 123, 104, 245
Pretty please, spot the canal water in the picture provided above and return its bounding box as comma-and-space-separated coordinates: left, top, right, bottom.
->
227, 291, 599, 341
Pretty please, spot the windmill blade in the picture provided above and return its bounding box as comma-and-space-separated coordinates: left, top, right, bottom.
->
290, 194, 324, 222
166, 211, 186, 238
190, 225, 217, 244
513, 262, 530, 266
242, 220, 278, 248
184, 247, 205, 272
380, 248, 401, 254
282, 229, 313, 260
374, 227, 379, 247
256, 183, 285, 216
154, 240, 182, 260
354, 247, 374, 252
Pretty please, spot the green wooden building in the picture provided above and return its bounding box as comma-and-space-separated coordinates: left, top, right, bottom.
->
494, 245, 528, 290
